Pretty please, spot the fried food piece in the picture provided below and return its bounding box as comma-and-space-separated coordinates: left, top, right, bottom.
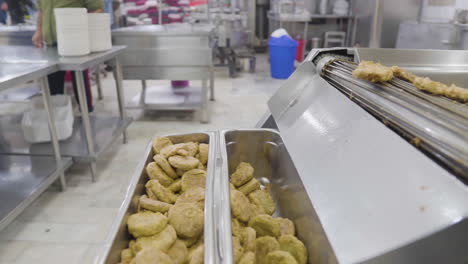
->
169, 155, 200, 170
127, 211, 168, 238
249, 214, 280, 237
139, 195, 172, 213
238, 178, 261, 196
167, 240, 188, 264
239, 252, 255, 264
198, 143, 209, 165
168, 179, 182, 193
146, 180, 178, 204
183, 142, 199, 157
146, 162, 174, 187
265, 250, 298, 264
231, 218, 244, 237
176, 168, 187, 177
132, 248, 173, 264
146, 187, 157, 200
276, 217, 295, 236
255, 236, 280, 264
248, 190, 275, 215
391, 66, 417, 83
413, 77, 468, 101
161, 143, 198, 158
231, 162, 254, 187
279, 235, 307, 264
135, 225, 177, 252
392, 66, 468, 101
152, 137, 173, 154
168, 202, 204, 238
181, 236, 200, 248
197, 162, 206, 170
121, 248, 134, 264
129, 240, 137, 255
447, 84, 468, 101
233, 236, 244, 263
445, 84, 468, 101
176, 187, 205, 210
352, 61, 394, 82
154, 154, 178, 179
230, 183, 236, 190
181, 169, 206, 192
188, 242, 204, 264
413, 77, 447, 95
240, 227, 256, 252
230, 189, 254, 223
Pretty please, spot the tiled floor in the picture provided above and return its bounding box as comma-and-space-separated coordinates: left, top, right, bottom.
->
0, 54, 285, 263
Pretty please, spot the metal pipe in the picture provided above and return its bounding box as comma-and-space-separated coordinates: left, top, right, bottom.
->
417, 0, 424, 24
140, 80, 147, 106
158, 0, 162, 25
369, 0, 383, 48
96, 66, 103, 100
209, 66, 215, 101
113, 58, 128, 144
201, 78, 209, 123
75, 71, 97, 182
40, 77, 66, 190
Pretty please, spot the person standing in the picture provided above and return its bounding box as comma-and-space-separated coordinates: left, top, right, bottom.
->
4, 0, 32, 24
32, 0, 103, 112
0, 0, 7, 24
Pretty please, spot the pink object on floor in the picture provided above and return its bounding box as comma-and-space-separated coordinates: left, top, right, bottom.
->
171, 80, 189, 88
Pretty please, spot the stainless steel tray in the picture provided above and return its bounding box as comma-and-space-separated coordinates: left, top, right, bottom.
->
217, 129, 337, 264
98, 133, 218, 264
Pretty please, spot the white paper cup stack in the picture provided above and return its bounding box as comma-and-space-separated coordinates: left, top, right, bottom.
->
54, 8, 90, 56
88, 13, 112, 52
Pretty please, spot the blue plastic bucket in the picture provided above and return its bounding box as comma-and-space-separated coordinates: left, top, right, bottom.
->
268, 35, 298, 79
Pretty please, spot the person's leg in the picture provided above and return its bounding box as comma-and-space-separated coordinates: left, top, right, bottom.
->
47, 71, 66, 95
71, 70, 94, 112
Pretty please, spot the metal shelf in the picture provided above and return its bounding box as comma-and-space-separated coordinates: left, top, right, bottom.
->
0, 115, 132, 162
0, 154, 72, 231
127, 85, 203, 111
310, 14, 354, 19
0, 63, 57, 92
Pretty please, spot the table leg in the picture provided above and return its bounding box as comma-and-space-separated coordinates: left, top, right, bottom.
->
89, 163, 97, 181
303, 21, 309, 60
96, 66, 104, 100
351, 17, 358, 46
200, 78, 209, 124
113, 58, 128, 144
40, 77, 66, 190
75, 71, 97, 182
140, 80, 147, 106
209, 67, 215, 101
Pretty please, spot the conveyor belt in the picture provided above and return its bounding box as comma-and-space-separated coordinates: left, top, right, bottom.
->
320, 59, 468, 181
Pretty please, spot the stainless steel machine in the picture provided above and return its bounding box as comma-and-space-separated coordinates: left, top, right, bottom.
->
99, 47, 468, 264
112, 24, 215, 123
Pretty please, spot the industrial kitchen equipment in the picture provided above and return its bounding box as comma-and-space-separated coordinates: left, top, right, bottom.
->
112, 23, 215, 123
100, 47, 468, 264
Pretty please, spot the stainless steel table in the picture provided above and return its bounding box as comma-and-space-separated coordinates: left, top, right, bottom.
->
0, 46, 132, 181
0, 114, 130, 161
0, 62, 68, 190
112, 24, 215, 123
0, 60, 70, 232
0, 155, 72, 231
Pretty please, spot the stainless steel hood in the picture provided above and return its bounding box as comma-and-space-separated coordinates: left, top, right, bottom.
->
262, 48, 468, 263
